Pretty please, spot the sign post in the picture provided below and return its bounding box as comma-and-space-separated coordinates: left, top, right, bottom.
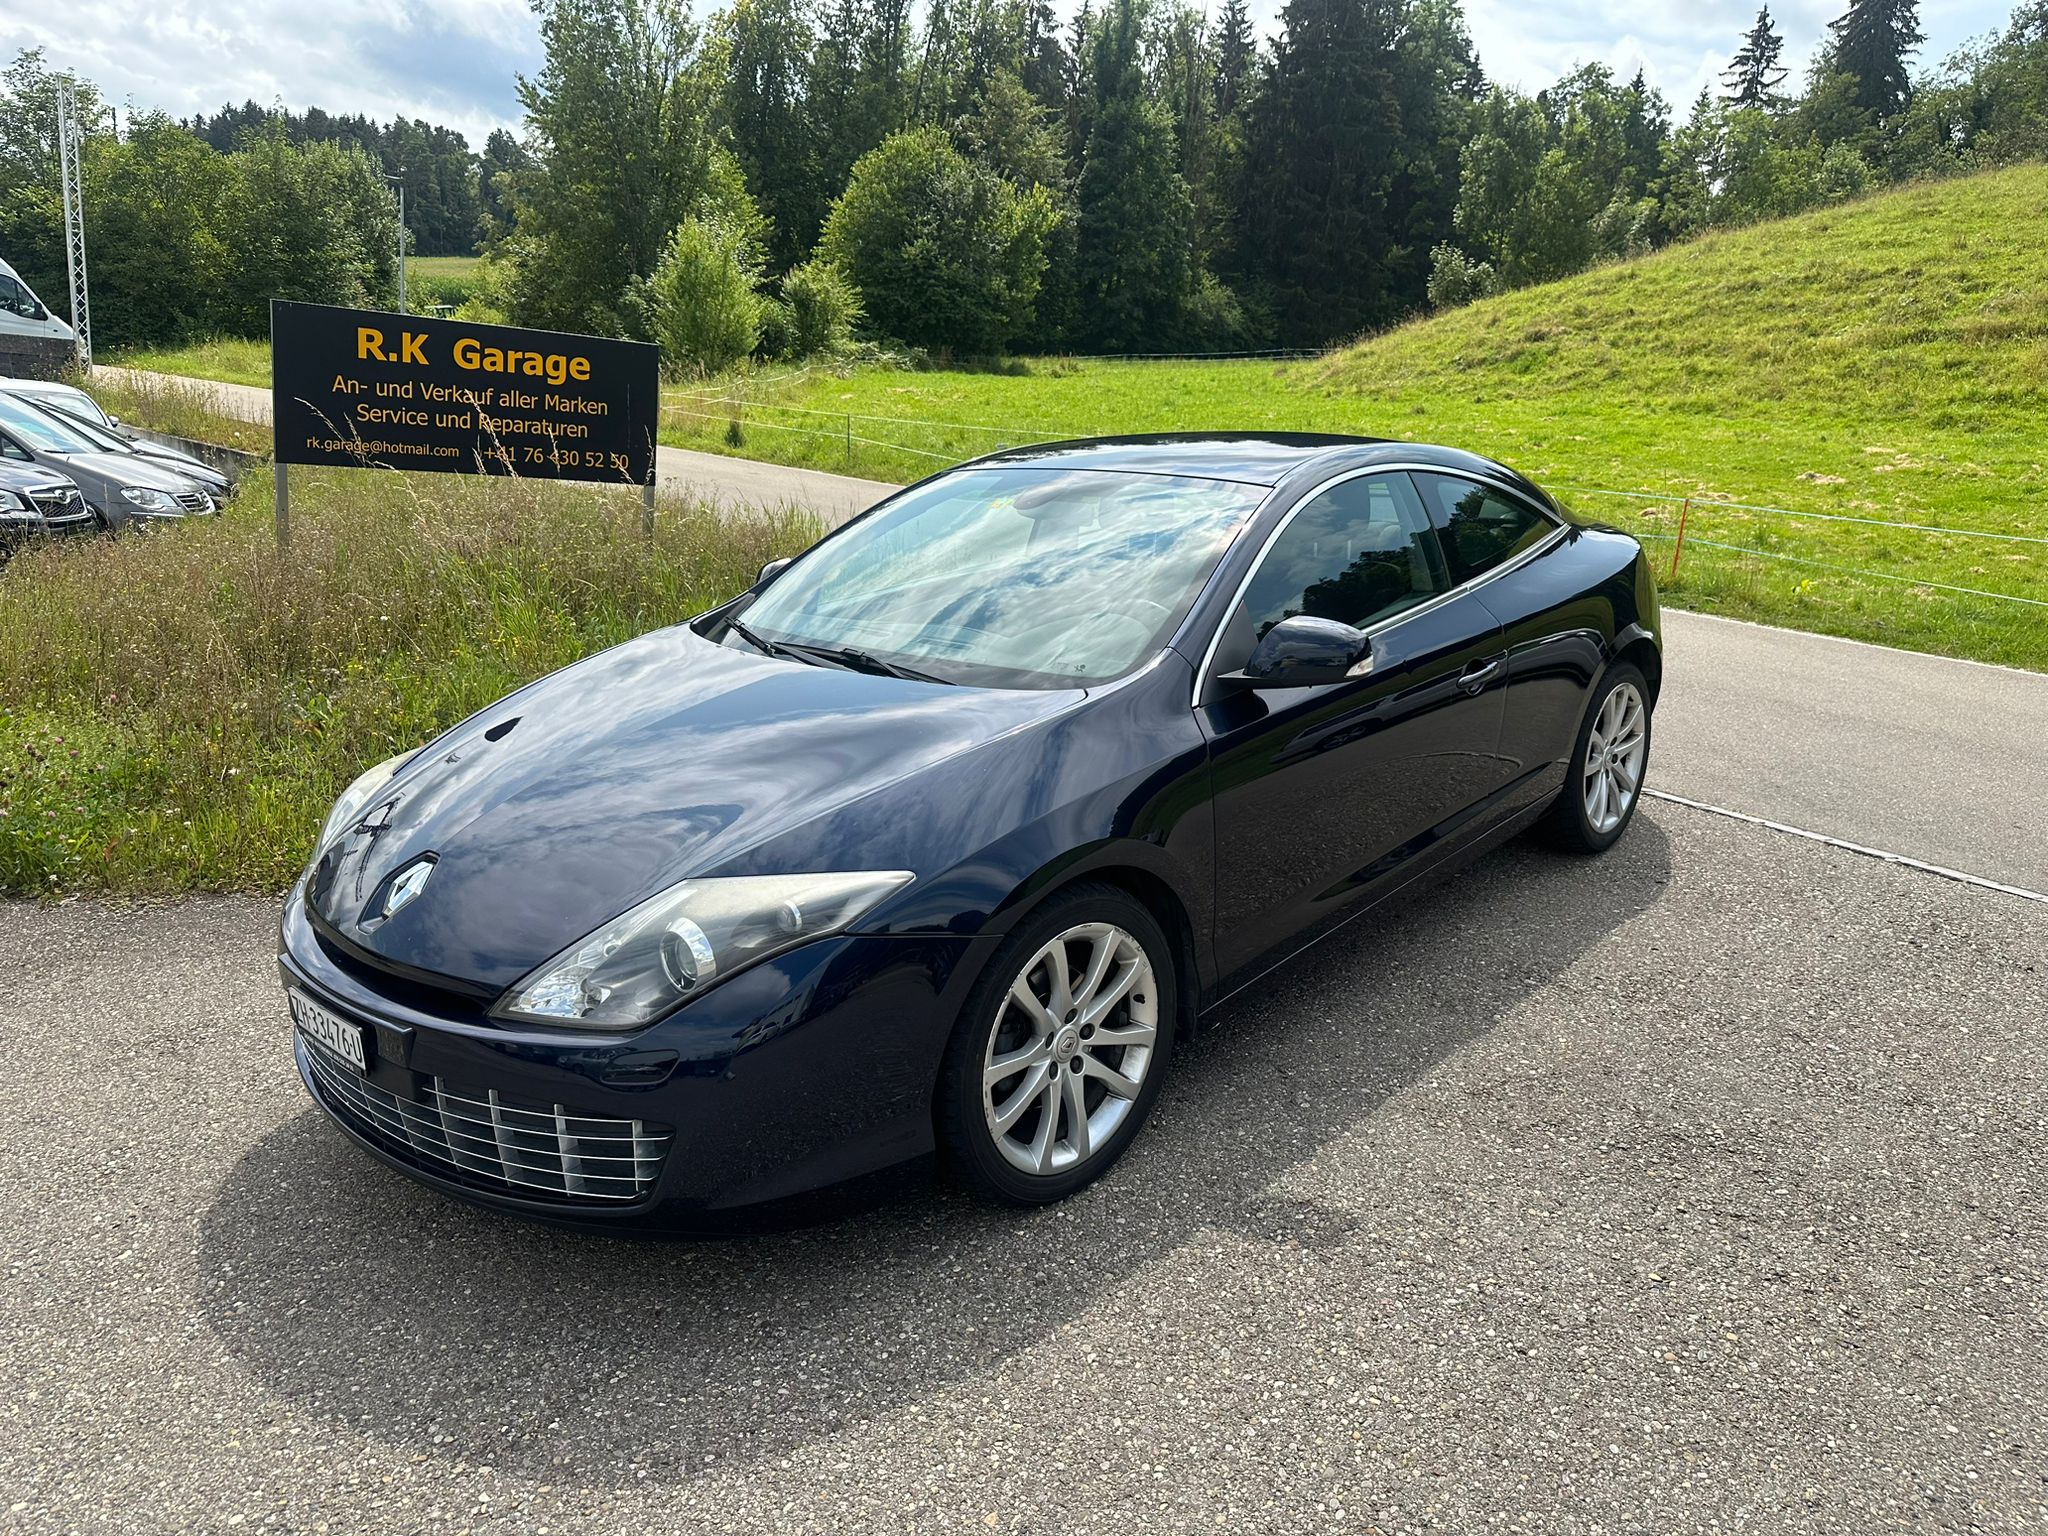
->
269, 300, 660, 542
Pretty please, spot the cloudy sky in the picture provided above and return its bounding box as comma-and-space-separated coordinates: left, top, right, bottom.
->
2, 0, 2021, 147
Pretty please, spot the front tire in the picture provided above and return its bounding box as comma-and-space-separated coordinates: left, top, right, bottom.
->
1543, 661, 1652, 853
938, 884, 1177, 1205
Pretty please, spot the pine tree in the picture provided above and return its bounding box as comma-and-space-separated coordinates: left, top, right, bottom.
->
1722, 7, 1788, 109
1237, 0, 1406, 343
1073, 0, 1193, 349
1828, 0, 1923, 122
1213, 0, 1255, 118
1621, 68, 1670, 193
1020, 0, 1070, 112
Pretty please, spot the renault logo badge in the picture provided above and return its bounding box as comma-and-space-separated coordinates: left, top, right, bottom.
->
383, 859, 435, 917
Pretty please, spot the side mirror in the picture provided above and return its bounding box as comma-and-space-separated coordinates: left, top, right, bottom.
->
755, 557, 792, 588
31, 301, 47, 321
1231, 615, 1372, 688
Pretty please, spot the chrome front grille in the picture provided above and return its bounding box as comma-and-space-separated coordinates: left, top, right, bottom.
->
27, 488, 92, 531
173, 489, 212, 513
301, 1044, 671, 1203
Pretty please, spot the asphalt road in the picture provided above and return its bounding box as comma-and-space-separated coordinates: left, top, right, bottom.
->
4, 803, 2045, 1534
1651, 613, 2048, 894
22, 365, 2037, 1531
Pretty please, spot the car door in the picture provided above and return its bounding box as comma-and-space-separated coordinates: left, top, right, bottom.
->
1408, 471, 1593, 792
1196, 469, 1513, 984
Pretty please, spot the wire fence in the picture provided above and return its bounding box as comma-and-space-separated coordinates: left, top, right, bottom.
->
659, 388, 2047, 669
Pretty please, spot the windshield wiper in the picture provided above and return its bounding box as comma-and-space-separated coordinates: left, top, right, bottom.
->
724, 613, 793, 660
775, 641, 956, 685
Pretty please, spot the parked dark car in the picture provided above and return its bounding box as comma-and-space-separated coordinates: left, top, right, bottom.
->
281, 435, 1662, 1226
0, 459, 92, 547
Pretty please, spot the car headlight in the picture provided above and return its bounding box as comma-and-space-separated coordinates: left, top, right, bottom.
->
311, 751, 414, 862
0, 490, 24, 511
119, 486, 180, 512
494, 871, 916, 1029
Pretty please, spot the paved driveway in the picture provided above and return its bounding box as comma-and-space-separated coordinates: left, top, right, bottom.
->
22, 372, 2042, 1531
3, 803, 2045, 1533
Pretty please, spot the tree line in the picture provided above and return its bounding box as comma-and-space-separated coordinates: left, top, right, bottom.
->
479, 0, 2048, 368
181, 103, 529, 256
0, 0, 2043, 365
0, 52, 414, 352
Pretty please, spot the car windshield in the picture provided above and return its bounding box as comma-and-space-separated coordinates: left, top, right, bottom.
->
0, 393, 100, 454
738, 467, 1267, 689
39, 404, 130, 453
37, 388, 111, 427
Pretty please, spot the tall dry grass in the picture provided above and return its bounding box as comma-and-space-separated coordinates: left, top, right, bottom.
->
0, 467, 814, 894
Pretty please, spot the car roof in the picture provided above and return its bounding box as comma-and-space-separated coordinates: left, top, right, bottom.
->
959, 432, 1538, 492
0, 379, 88, 400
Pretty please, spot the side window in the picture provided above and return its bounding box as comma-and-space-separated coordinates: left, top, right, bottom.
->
0, 433, 29, 461
0, 276, 26, 315
1411, 473, 1555, 585
1241, 473, 1448, 639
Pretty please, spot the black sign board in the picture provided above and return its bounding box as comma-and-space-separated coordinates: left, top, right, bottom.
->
270, 300, 659, 485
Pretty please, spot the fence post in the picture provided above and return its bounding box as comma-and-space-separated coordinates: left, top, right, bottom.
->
1668, 497, 1691, 585
641, 470, 656, 540
274, 461, 289, 548
845, 413, 852, 470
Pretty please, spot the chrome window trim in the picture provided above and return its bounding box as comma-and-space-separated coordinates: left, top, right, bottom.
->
1191, 463, 1568, 707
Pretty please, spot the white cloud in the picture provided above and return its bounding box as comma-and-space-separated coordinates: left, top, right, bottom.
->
1, 0, 541, 145
1457, 0, 2012, 103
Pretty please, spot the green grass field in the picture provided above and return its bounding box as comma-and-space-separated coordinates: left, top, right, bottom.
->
106, 165, 2048, 668
406, 254, 481, 310
665, 166, 2048, 669
113, 334, 274, 390
0, 473, 812, 895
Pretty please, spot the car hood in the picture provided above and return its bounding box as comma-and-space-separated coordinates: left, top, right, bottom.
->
0, 463, 73, 496
51, 452, 201, 495
307, 623, 1082, 993
133, 443, 228, 488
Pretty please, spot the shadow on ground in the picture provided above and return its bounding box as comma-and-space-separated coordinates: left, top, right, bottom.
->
198, 821, 1671, 1485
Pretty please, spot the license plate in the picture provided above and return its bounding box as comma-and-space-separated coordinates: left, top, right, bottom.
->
290, 989, 368, 1072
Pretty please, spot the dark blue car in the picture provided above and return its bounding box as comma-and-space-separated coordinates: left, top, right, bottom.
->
280, 434, 1662, 1224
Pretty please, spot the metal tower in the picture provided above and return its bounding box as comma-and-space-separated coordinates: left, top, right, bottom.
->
56, 80, 91, 371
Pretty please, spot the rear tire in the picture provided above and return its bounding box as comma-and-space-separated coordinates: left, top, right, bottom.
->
938, 884, 1177, 1205
1543, 661, 1652, 854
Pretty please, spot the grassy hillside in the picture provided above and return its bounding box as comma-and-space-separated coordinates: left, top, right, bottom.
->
675, 166, 2047, 504
666, 165, 2048, 667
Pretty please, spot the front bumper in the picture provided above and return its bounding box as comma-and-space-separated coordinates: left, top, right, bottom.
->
278, 888, 992, 1226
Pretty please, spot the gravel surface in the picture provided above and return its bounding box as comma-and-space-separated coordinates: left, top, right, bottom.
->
3, 802, 2045, 1535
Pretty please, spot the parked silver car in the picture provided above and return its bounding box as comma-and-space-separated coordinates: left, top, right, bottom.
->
0, 376, 230, 494
4, 391, 233, 502
0, 392, 214, 531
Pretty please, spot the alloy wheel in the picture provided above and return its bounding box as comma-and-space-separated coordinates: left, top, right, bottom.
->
1583, 680, 1648, 835
981, 922, 1159, 1177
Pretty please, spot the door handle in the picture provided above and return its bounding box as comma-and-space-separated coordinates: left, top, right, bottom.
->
1458, 656, 1504, 693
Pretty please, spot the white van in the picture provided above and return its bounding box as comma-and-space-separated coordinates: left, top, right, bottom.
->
0, 256, 74, 346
